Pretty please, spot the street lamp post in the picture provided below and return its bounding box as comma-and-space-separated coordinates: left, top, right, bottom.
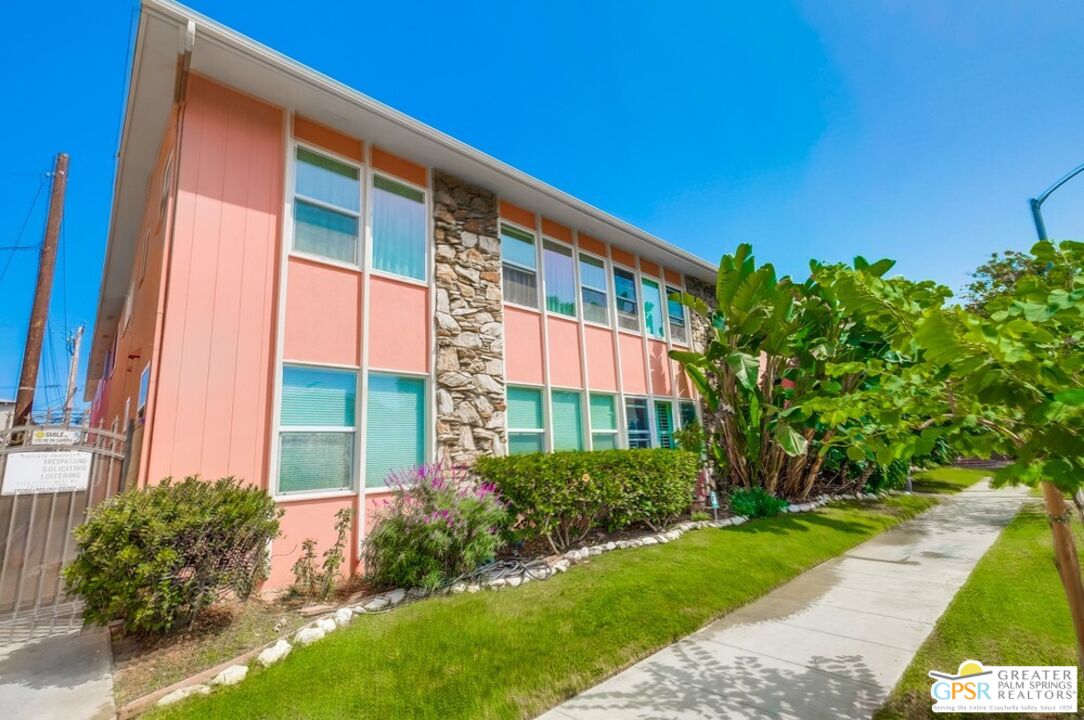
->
1029, 162, 1084, 241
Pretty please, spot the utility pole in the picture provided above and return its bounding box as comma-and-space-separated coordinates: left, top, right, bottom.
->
14, 152, 69, 428
62, 325, 84, 425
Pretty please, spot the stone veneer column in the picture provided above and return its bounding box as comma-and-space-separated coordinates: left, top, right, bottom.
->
431, 171, 506, 465
684, 276, 715, 353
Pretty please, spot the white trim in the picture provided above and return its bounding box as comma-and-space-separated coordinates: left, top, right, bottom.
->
356, 141, 373, 552
572, 231, 592, 450
268, 113, 293, 499
274, 488, 357, 503
367, 268, 429, 290
281, 358, 360, 370
503, 300, 542, 315
534, 214, 554, 453
287, 251, 364, 274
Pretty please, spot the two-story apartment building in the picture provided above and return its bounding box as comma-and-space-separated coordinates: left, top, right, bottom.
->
87, 0, 717, 587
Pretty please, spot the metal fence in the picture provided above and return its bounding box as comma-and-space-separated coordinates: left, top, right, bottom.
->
0, 424, 127, 644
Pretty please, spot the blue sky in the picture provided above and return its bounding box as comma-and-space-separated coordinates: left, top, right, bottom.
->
1, 1, 1082, 410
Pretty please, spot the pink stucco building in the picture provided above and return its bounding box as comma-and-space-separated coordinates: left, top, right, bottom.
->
87, 0, 716, 588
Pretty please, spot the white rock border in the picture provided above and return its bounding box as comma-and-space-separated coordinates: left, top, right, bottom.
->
149, 488, 908, 712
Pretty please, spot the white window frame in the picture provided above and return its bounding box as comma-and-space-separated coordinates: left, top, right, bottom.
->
578, 249, 611, 328
506, 383, 547, 454
549, 386, 586, 451
541, 236, 578, 320
666, 283, 689, 346
500, 221, 541, 311
624, 395, 652, 449
367, 171, 430, 287
362, 368, 430, 491
613, 264, 641, 334
289, 141, 365, 270
275, 362, 359, 498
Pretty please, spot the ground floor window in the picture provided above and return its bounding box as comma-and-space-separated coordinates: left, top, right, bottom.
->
654, 400, 675, 449
365, 373, 426, 488
680, 400, 698, 428
507, 386, 545, 454
278, 365, 356, 494
551, 389, 584, 450
625, 397, 651, 448
589, 393, 620, 449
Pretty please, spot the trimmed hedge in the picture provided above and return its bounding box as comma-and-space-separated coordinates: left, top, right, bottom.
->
475, 449, 697, 552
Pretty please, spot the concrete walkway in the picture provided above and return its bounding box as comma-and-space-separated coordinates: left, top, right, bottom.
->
0, 627, 115, 720
541, 481, 1028, 720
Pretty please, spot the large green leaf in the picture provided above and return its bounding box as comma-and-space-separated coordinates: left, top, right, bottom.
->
726, 352, 761, 391
774, 422, 808, 457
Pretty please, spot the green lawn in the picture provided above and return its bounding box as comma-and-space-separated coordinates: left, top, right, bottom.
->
153, 496, 935, 720
876, 503, 1080, 719
910, 466, 991, 494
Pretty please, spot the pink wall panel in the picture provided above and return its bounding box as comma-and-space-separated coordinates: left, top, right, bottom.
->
546, 316, 583, 388
584, 325, 618, 391
619, 332, 648, 395
368, 276, 428, 373
148, 76, 282, 489
269, 496, 358, 589
674, 359, 693, 398
505, 306, 544, 384
648, 339, 672, 396
284, 258, 361, 365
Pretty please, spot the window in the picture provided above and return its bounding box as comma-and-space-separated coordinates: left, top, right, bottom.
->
278, 365, 356, 494
137, 364, 150, 420
507, 386, 545, 454
655, 400, 675, 448
501, 225, 538, 307
667, 286, 688, 344
543, 240, 576, 317
365, 374, 426, 488
680, 400, 698, 428
589, 393, 619, 449
372, 175, 426, 280
579, 254, 609, 325
614, 268, 639, 331
551, 390, 584, 450
293, 147, 360, 264
625, 397, 651, 448
642, 278, 666, 339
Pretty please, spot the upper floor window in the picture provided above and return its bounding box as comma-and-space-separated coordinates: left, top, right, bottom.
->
501, 225, 538, 308
543, 240, 576, 317
372, 175, 426, 281
667, 285, 688, 344
614, 268, 639, 332
293, 147, 360, 264
642, 278, 666, 339
579, 254, 609, 325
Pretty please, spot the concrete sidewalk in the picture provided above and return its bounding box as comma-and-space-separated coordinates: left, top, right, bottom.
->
0, 627, 115, 720
541, 481, 1028, 720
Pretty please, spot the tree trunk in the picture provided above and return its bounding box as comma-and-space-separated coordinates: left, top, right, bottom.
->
1041, 481, 1084, 665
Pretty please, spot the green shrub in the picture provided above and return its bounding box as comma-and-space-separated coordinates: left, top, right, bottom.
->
475, 449, 697, 552
363, 464, 508, 590
690, 510, 711, 522
728, 486, 788, 519
290, 508, 352, 601
63, 476, 281, 634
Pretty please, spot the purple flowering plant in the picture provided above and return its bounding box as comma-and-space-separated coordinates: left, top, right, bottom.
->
363, 463, 508, 589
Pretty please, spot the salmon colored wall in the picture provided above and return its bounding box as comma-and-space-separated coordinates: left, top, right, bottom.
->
578, 233, 606, 257
640, 259, 661, 278
147, 75, 282, 489
648, 340, 672, 396
612, 247, 636, 268
368, 276, 428, 373
584, 325, 618, 391
293, 115, 363, 161
546, 316, 583, 388
674, 360, 693, 398
283, 257, 361, 366
619, 333, 648, 394
505, 307, 544, 384
499, 200, 535, 229
541, 218, 571, 243
270, 496, 358, 588
664, 268, 682, 285
91, 111, 178, 436
372, 147, 427, 187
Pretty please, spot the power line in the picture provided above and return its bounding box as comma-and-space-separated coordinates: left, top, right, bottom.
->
0, 174, 48, 285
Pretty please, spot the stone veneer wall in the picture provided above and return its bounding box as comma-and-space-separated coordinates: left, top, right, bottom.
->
431, 171, 506, 464
685, 276, 715, 353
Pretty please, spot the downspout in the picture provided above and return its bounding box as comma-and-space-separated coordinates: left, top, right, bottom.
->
139, 19, 195, 487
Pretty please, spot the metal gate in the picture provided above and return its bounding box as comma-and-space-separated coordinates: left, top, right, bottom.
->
0, 424, 127, 644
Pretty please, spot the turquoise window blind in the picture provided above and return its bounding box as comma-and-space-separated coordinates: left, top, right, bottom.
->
294, 148, 360, 264
372, 175, 426, 281
544, 240, 576, 317
501, 225, 537, 269
655, 400, 675, 449
281, 366, 356, 426
507, 386, 544, 455
365, 374, 426, 488
551, 390, 583, 451
294, 201, 359, 264
589, 393, 618, 450
642, 278, 666, 339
